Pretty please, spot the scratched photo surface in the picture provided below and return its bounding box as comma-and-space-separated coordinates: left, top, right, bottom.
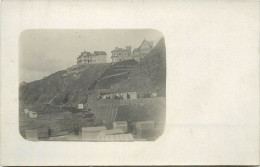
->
19, 29, 166, 141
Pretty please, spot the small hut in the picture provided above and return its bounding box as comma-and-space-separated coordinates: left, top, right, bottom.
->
28, 111, 37, 118
98, 129, 124, 136
78, 104, 84, 109
135, 121, 155, 139
24, 108, 29, 114
82, 126, 106, 141
113, 121, 128, 133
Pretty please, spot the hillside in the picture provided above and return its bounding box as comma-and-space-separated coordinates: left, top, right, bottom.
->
110, 38, 166, 96
19, 63, 111, 110
19, 38, 166, 110
95, 59, 138, 89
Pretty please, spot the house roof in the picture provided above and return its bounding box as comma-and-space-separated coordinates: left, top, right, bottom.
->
99, 129, 124, 135
82, 51, 93, 56
77, 55, 83, 59
113, 121, 127, 124
82, 126, 106, 132
94, 51, 107, 55
96, 133, 134, 142
77, 51, 93, 59
111, 47, 127, 52
136, 120, 154, 125
135, 39, 153, 50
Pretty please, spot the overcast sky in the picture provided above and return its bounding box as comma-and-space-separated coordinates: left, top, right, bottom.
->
19, 29, 163, 83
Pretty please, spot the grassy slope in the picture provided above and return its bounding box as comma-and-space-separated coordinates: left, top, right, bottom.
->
19, 63, 110, 109
19, 38, 166, 110
95, 59, 138, 89
111, 38, 166, 96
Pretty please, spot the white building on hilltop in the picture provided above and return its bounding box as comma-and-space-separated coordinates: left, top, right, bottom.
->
77, 51, 107, 65
111, 39, 153, 63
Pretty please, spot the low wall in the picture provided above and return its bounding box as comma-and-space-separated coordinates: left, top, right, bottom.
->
88, 97, 166, 125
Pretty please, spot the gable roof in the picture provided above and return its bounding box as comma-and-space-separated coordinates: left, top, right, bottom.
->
94, 51, 107, 55
111, 47, 127, 52
77, 55, 83, 59
77, 51, 93, 59
81, 51, 92, 55
135, 39, 153, 50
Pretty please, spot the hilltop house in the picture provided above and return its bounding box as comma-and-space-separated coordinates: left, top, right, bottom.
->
77, 51, 107, 65
111, 39, 153, 63
111, 46, 132, 63
133, 40, 153, 61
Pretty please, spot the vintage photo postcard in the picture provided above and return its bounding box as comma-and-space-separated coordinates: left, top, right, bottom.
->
19, 29, 166, 142
1, 0, 259, 166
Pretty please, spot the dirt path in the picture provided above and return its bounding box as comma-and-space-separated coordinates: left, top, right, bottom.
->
99, 72, 129, 81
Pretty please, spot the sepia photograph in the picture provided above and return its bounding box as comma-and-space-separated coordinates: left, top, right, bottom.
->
1, 0, 259, 166
19, 29, 166, 141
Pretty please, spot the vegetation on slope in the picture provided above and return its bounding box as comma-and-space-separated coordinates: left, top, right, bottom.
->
19, 63, 110, 109
111, 38, 166, 96
95, 59, 138, 89
19, 38, 166, 110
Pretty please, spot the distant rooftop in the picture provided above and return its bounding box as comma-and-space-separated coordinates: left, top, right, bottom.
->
94, 51, 107, 55
77, 51, 107, 59
111, 47, 127, 52
111, 39, 153, 53
99, 129, 124, 135
77, 51, 92, 59
82, 126, 106, 132
135, 39, 153, 50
